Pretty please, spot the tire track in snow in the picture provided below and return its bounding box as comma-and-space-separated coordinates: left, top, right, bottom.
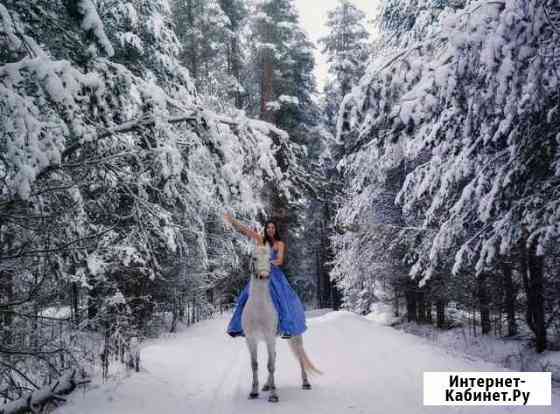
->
207, 340, 247, 414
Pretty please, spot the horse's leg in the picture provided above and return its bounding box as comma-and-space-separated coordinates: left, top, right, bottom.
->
294, 336, 311, 389
246, 337, 259, 399
261, 341, 272, 392
301, 358, 311, 390
265, 336, 279, 402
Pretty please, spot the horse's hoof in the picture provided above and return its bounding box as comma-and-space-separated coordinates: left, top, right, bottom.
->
249, 392, 259, 399
268, 395, 279, 403
302, 383, 311, 390
262, 384, 270, 391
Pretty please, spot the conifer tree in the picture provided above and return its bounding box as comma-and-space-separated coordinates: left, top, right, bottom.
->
0, 0, 295, 402
332, 0, 560, 352
319, 0, 370, 132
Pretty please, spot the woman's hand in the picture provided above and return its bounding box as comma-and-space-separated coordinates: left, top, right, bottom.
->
270, 259, 281, 267
224, 213, 263, 244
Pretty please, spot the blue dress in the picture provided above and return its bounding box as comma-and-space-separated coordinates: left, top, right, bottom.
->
227, 248, 307, 337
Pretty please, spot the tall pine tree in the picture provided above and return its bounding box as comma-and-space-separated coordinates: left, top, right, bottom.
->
319, 0, 370, 133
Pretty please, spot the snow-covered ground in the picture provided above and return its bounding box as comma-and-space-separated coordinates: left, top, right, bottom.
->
365, 302, 560, 383
58, 310, 559, 414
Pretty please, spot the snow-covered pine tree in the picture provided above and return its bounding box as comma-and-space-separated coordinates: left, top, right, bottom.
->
240, 0, 327, 299
172, 0, 236, 109
0, 0, 296, 403
244, 0, 317, 133
319, 0, 370, 134
334, 0, 560, 352
318, 1, 372, 310
330, 0, 469, 316
218, 0, 249, 109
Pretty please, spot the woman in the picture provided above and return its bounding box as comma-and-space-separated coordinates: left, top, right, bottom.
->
223, 212, 307, 339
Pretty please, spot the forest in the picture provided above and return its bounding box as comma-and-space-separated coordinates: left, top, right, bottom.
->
1, 0, 559, 412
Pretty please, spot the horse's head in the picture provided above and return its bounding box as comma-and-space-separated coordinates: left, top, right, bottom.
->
254, 243, 271, 280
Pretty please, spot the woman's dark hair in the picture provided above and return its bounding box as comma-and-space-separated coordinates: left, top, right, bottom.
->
262, 220, 282, 247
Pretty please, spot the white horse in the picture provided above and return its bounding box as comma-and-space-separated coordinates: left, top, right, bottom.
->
241, 242, 322, 403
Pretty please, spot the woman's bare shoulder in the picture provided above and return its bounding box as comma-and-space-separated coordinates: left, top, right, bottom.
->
275, 240, 286, 250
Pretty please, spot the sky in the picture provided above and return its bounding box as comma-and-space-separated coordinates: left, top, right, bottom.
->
293, 0, 382, 91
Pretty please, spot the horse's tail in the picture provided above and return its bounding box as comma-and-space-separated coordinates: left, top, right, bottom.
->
288, 335, 323, 376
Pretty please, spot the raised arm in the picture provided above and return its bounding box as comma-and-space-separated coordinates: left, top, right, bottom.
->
224, 213, 263, 243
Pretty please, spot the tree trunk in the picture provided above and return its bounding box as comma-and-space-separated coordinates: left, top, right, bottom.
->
72, 281, 80, 327
1, 270, 14, 346
501, 261, 517, 336
405, 284, 417, 322
178, 295, 185, 321
329, 271, 342, 311
425, 300, 433, 324
315, 247, 322, 308
231, 35, 242, 108
528, 242, 547, 352
436, 300, 445, 328
220, 0, 243, 108
321, 202, 339, 310
191, 298, 196, 325
260, 47, 274, 123
340, 2, 350, 97
186, 0, 198, 84
519, 240, 533, 332
258, 7, 275, 123
520, 237, 547, 352
87, 276, 99, 324
477, 273, 491, 335
417, 290, 426, 323
170, 293, 178, 333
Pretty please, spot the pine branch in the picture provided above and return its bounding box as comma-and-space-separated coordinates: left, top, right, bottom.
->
0, 223, 118, 261
28, 109, 277, 188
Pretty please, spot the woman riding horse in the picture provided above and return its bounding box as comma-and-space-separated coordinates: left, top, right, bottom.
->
223, 213, 307, 339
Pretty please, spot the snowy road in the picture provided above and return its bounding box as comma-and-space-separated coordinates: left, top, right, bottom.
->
59, 310, 559, 414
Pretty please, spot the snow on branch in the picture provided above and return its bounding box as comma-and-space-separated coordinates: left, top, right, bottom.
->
78, 0, 115, 57
0, 370, 90, 414
0, 4, 21, 51
29, 108, 288, 192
